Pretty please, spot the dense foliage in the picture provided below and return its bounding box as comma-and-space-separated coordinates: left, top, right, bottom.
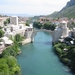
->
14, 34, 23, 43
0, 26, 2, 29
0, 36, 21, 75
4, 18, 10, 26
54, 38, 75, 70
26, 22, 30, 26
0, 43, 21, 75
0, 29, 4, 38
43, 22, 56, 30
33, 21, 56, 31
0, 56, 21, 75
33, 22, 42, 29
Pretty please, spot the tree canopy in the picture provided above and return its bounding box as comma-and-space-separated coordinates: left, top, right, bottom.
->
0, 29, 4, 38
4, 18, 10, 26
33, 21, 56, 31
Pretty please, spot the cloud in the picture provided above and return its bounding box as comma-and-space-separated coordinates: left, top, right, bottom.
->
0, 0, 70, 15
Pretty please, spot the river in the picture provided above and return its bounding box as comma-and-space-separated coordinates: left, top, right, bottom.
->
17, 31, 75, 75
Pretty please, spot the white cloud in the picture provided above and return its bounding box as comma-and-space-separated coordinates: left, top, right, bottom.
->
0, 0, 70, 15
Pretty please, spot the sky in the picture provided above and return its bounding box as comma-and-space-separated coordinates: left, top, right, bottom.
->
0, 0, 70, 16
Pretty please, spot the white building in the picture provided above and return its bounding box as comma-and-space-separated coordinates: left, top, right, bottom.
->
10, 16, 18, 25
4, 16, 33, 40
1, 36, 13, 46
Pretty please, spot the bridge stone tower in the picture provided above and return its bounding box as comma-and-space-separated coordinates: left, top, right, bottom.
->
52, 21, 69, 43
60, 21, 69, 37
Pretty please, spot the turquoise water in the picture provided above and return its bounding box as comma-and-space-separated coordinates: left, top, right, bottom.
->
17, 32, 74, 75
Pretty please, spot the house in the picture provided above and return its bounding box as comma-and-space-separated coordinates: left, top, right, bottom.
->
1, 36, 13, 46
4, 16, 33, 39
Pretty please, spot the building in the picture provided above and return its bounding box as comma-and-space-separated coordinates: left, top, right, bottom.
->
4, 16, 33, 40
0, 17, 8, 27
1, 36, 13, 46
10, 16, 18, 25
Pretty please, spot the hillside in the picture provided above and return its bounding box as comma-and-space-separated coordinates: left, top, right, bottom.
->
49, 0, 75, 18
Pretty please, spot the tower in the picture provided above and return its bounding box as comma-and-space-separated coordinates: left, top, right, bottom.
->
60, 21, 69, 37
10, 16, 18, 25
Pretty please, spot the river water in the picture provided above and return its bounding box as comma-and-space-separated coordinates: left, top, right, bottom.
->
17, 32, 75, 75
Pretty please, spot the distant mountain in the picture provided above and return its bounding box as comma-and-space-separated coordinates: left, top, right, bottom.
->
49, 0, 75, 18
0, 13, 33, 17
47, 11, 58, 18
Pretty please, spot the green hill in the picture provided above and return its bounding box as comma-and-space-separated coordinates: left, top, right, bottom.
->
49, 0, 75, 18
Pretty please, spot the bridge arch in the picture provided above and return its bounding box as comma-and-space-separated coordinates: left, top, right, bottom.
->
31, 29, 53, 43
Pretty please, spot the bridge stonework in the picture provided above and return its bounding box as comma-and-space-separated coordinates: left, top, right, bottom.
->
31, 29, 57, 43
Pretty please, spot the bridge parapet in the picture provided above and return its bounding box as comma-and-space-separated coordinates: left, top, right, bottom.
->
33, 29, 53, 34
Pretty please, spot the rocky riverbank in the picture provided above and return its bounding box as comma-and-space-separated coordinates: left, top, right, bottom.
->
21, 38, 31, 45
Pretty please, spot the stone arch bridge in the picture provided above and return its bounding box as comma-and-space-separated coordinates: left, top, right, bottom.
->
31, 29, 56, 43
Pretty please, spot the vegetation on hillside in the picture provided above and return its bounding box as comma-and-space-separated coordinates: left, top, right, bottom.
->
48, 0, 75, 18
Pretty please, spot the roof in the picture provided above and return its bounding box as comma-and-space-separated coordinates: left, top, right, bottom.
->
1, 36, 9, 40
0, 42, 4, 45
61, 21, 67, 24
9, 32, 13, 35
5, 40, 13, 44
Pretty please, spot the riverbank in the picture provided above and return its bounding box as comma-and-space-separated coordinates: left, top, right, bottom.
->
53, 41, 75, 71
21, 38, 31, 45
0, 42, 21, 75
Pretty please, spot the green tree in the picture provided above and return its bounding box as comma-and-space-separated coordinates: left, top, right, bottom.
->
14, 34, 23, 43
4, 21, 8, 26
26, 22, 29, 26
33, 22, 42, 29
6, 18, 10, 24
2, 46, 17, 57
6, 56, 17, 67
0, 29, 4, 38
6, 56, 21, 75
43, 22, 56, 30
0, 58, 9, 75
56, 47, 62, 54
4, 18, 10, 26
0, 26, 2, 29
